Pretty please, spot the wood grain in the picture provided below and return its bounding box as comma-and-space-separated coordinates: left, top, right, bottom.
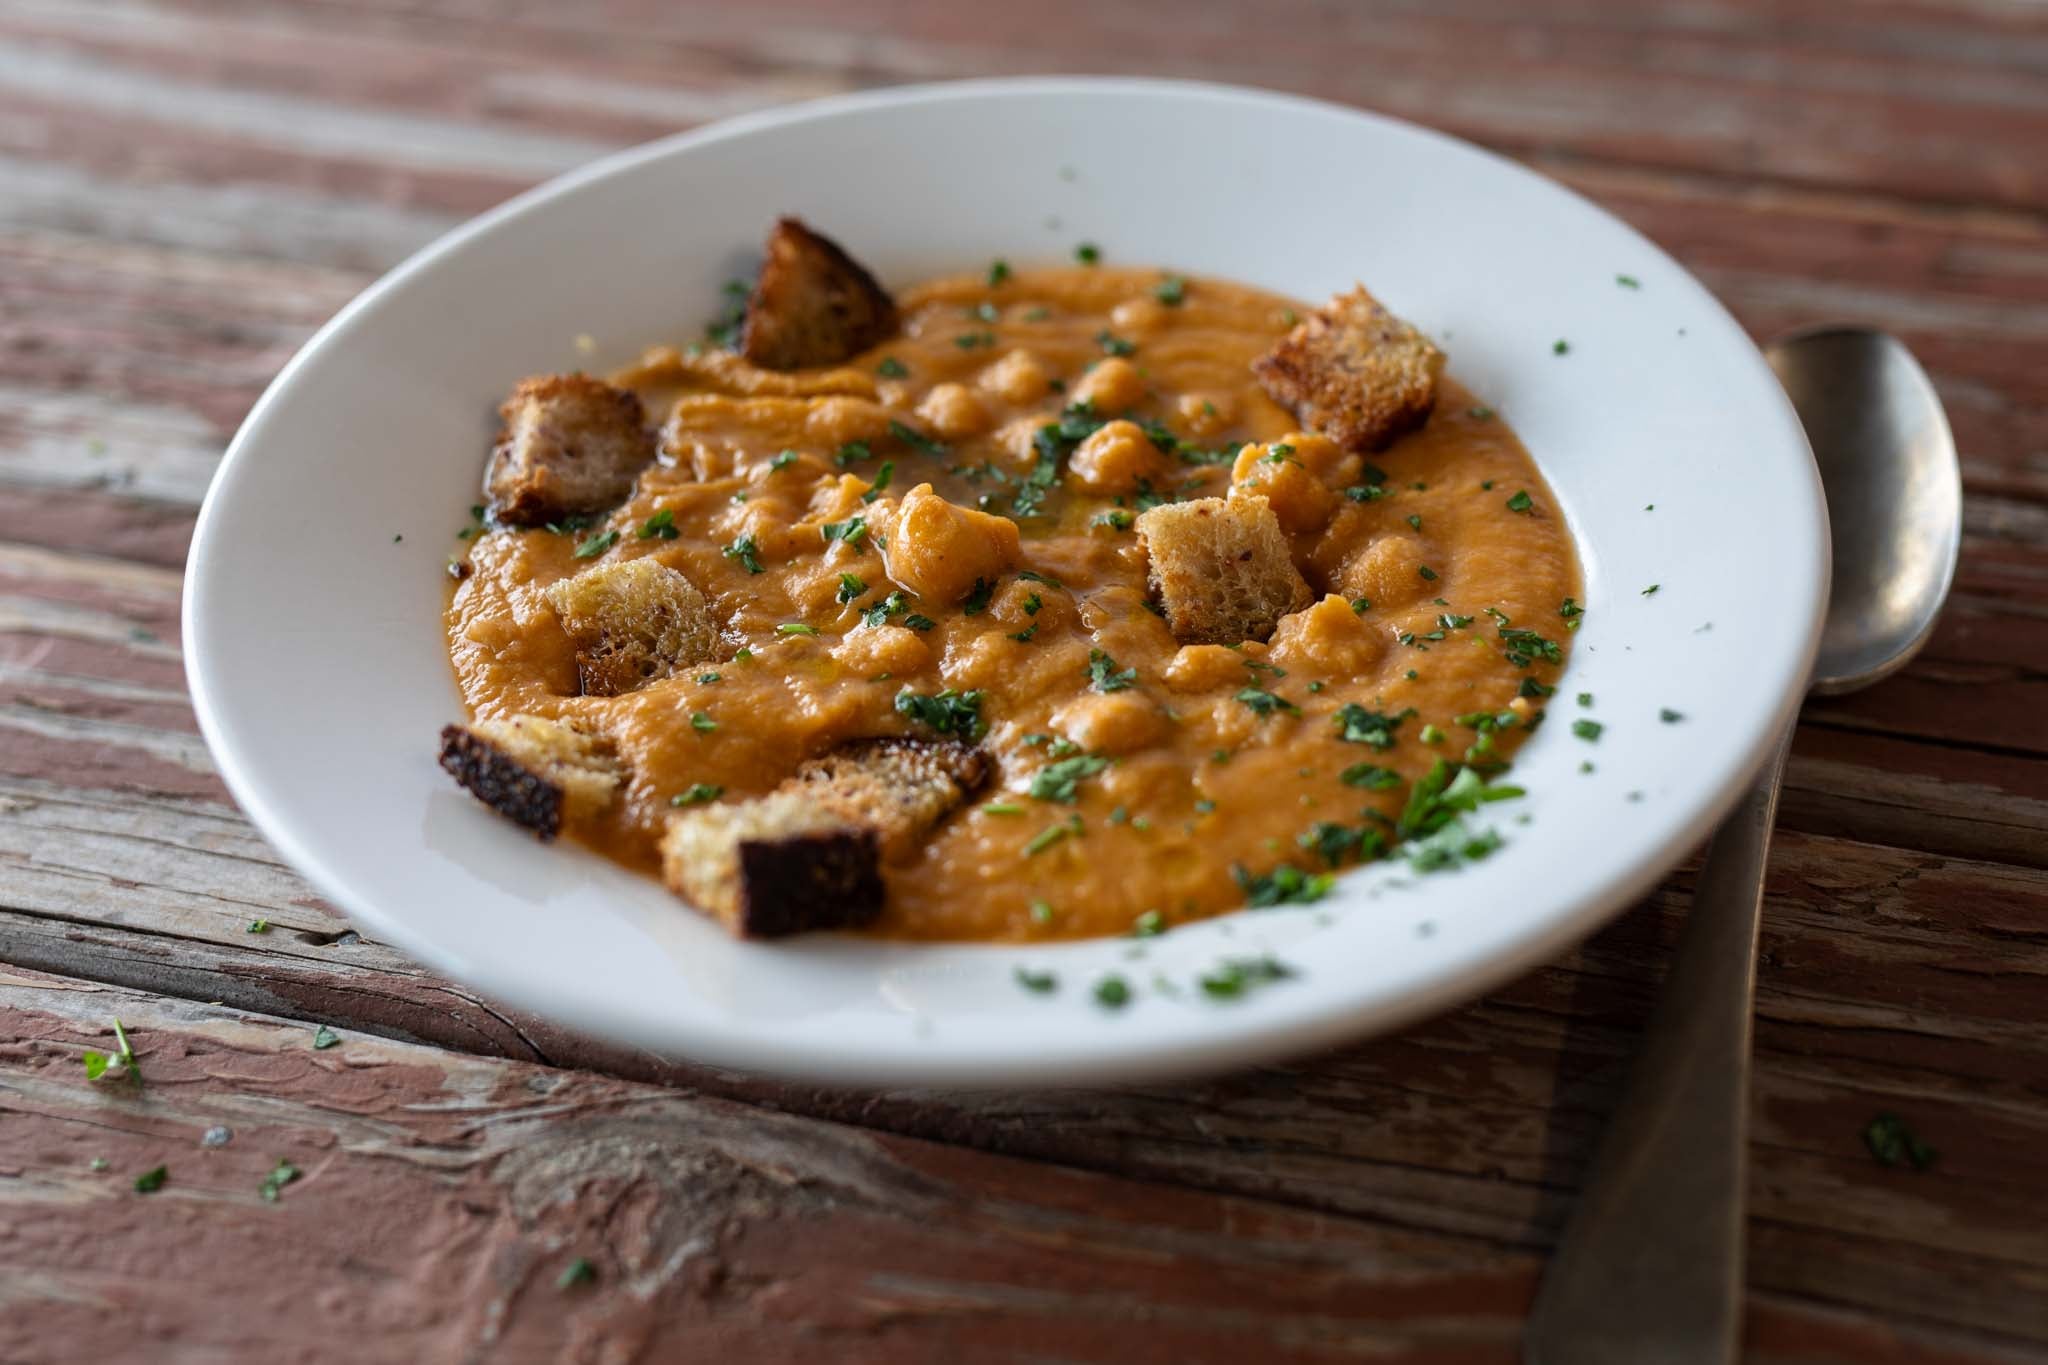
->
1, 0, 2045, 1358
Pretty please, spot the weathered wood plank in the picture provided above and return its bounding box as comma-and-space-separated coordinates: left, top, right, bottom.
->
6, 769, 2045, 1343
3, 969, 2035, 1365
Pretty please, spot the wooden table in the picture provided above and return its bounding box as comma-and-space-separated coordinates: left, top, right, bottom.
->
3, 3, 2044, 1360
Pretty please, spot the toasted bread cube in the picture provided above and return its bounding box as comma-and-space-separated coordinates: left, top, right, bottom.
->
542, 556, 721, 697
660, 738, 987, 936
1136, 495, 1312, 645
484, 374, 655, 527
1252, 286, 1444, 452
661, 791, 881, 937
1068, 419, 1177, 495
438, 714, 621, 840
740, 218, 898, 370
878, 483, 1021, 606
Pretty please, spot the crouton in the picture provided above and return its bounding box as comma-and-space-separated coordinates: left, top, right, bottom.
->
484, 374, 655, 526
1135, 496, 1312, 645
660, 738, 988, 936
1252, 286, 1444, 452
438, 714, 621, 840
739, 218, 899, 370
542, 556, 721, 696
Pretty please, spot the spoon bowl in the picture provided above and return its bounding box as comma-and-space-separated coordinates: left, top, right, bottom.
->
1768, 326, 1961, 693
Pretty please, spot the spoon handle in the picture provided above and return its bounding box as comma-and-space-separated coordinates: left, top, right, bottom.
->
1525, 725, 1793, 1365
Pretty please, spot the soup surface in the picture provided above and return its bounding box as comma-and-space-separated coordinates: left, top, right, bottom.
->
446, 265, 1580, 940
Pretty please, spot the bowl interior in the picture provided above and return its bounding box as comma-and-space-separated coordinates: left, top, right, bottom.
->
185, 79, 1825, 1085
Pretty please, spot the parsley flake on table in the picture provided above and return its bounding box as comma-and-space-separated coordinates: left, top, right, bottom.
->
1863, 1113, 1937, 1171
82, 1017, 138, 1083
312, 1025, 340, 1049
133, 1165, 168, 1194
558, 1257, 598, 1290
260, 1160, 301, 1203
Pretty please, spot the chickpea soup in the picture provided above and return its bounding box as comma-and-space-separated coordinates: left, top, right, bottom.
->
440, 220, 1580, 942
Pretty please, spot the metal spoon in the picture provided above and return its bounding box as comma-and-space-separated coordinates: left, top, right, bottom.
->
1526, 326, 1961, 1365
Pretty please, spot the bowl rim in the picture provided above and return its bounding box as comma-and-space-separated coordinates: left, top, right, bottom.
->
183, 75, 1828, 1085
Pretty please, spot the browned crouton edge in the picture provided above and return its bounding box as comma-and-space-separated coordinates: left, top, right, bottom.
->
740, 217, 898, 370
438, 723, 563, 840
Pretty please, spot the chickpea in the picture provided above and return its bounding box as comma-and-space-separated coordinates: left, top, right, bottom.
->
804, 396, 894, 447
1051, 691, 1170, 755
1068, 419, 1176, 495
1072, 356, 1146, 413
1164, 644, 1248, 693
1228, 440, 1336, 535
1110, 296, 1169, 334
833, 623, 932, 678
878, 483, 1021, 605
916, 382, 991, 440
1268, 594, 1382, 676
1336, 533, 1435, 611
978, 349, 1053, 406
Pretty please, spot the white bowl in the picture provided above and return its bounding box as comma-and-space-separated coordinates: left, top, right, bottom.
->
184, 78, 1826, 1086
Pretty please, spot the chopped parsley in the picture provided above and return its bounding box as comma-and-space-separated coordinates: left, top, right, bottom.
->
1406, 513, 1423, 531
1075, 242, 1101, 265
81, 1017, 137, 1083
1642, 583, 1660, 596
1341, 763, 1402, 791
1506, 490, 1534, 513
1153, 275, 1187, 306
1018, 569, 1064, 588
820, 517, 867, 547
1560, 597, 1584, 627
1030, 754, 1110, 803
877, 356, 909, 378
1093, 508, 1134, 531
1008, 623, 1039, 643
1013, 966, 1058, 994
558, 1258, 598, 1291
1299, 820, 1388, 869
1617, 273, 1641, 289
1199, 956, 1296, 1000
1553, 338, 1571, 355
1572, 718, 1604, 741
1519, 677, 1555, 700
247, 919, 268, 933
769, 449, 799, 472
704, 277, 750, 348
1094, 329, 1136, 357
962, 578, 996, 616
1660, 708, 1685, 723
1131, 909, 1166, 937
888, 419, 948, 456
312, 1025, 340, 1050
1469, 406, 1495, 420
1499, 625, 1563, 668
1235, 687, 1299, 717
836, 572, 868, 604
637, 508, 677, 540
986, 259, 1012, 286
895, 687, 988, 741
259, 1160, 300, 1203
1863, 1113, 1936, 1171
861, 590, 909, 627
1233, 863, 1335, 907
776, 622, 818, 637
1334, 704, 1414, 749
1578, 692, 1594, 707
1022, 592, 1042, 615
133, 1165, 168, 1194
835, 439, 872, 466
1087, 649, 1137, 693
903, 613, 938, 631
691, 711, 716, 732
1418, 565, 1439, 582
1025, 815, 1083, 856
1350, 597, 1372, 614
572, 528, 619, 559
954, 330, 997, 349
862, 461, 895, 502
1094, 975, 1132, 1008
722, 532, 764, 573
670, 783, 723, 806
